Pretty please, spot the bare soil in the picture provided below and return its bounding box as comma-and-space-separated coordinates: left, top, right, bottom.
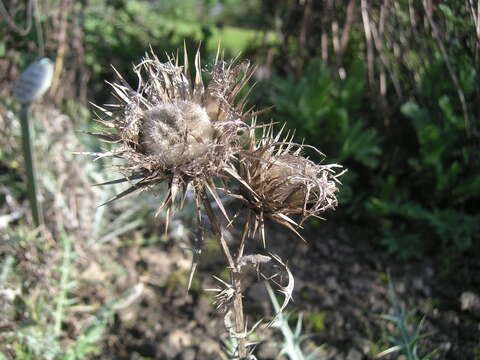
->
92, 220, 480, 360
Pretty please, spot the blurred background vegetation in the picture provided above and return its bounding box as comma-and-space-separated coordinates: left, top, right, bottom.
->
1, 0, 479, 359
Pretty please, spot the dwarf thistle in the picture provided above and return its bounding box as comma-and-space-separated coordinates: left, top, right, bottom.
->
81, 46, 344, 359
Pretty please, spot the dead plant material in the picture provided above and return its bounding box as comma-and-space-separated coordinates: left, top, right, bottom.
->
226, 123, 345, 243
82, 46, 345, 359
80, 47, 258, 227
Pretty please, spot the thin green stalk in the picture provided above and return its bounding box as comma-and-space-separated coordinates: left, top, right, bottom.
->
19, 105, 42, 227
266, 283, 311, 360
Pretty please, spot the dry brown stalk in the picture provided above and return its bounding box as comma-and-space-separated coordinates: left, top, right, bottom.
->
361, 0, 375, 88
334, 0, 356, 70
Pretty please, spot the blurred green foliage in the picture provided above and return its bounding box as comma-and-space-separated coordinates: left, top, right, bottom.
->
0, 229, 116, 360
366, 94, 480, 258
82, 0, 273, 102
266, 1, 479, 259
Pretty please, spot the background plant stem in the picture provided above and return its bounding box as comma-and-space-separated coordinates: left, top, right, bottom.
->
19, 105, 42, 227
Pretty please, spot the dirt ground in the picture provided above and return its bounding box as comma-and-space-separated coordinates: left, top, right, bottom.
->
86, 219, 480, 360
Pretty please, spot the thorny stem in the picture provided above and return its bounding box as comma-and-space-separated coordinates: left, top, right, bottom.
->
202, 194, 248, 359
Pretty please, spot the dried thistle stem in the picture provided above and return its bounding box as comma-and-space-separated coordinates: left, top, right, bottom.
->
232, 270, 247, 359
202, 194, 248, 359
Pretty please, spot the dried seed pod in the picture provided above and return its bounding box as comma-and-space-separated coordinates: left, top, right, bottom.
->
252, 152, 340, 214
228, 123, 344, 241
259, 154, 325, 210
81, 47, 258, 221
140, 101, 214, 166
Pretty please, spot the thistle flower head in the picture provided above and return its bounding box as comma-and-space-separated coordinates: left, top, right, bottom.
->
84, 48, 257, 218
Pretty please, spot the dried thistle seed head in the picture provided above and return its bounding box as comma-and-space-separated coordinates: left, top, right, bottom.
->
140, 101, 214, 166
230, 123, 344, 239
83, 47, 259, 220
262, 154, 323, 210
246, 149, 340, 216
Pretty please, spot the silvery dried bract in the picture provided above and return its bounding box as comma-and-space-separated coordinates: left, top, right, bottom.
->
82, 47, 257, 221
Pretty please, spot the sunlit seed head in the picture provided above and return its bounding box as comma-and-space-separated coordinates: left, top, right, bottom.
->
140, 100, 214, 166
248, 151, 328, 213
268, 154, 317, 181
83, 47, 279, 227
231, 123, 344, 238
265, 154, 319, 209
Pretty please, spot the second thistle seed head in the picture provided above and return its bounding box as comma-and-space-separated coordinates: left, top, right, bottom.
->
245, 148, 340, 216
264, 154, 321, 210
229, 123, 344, 238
